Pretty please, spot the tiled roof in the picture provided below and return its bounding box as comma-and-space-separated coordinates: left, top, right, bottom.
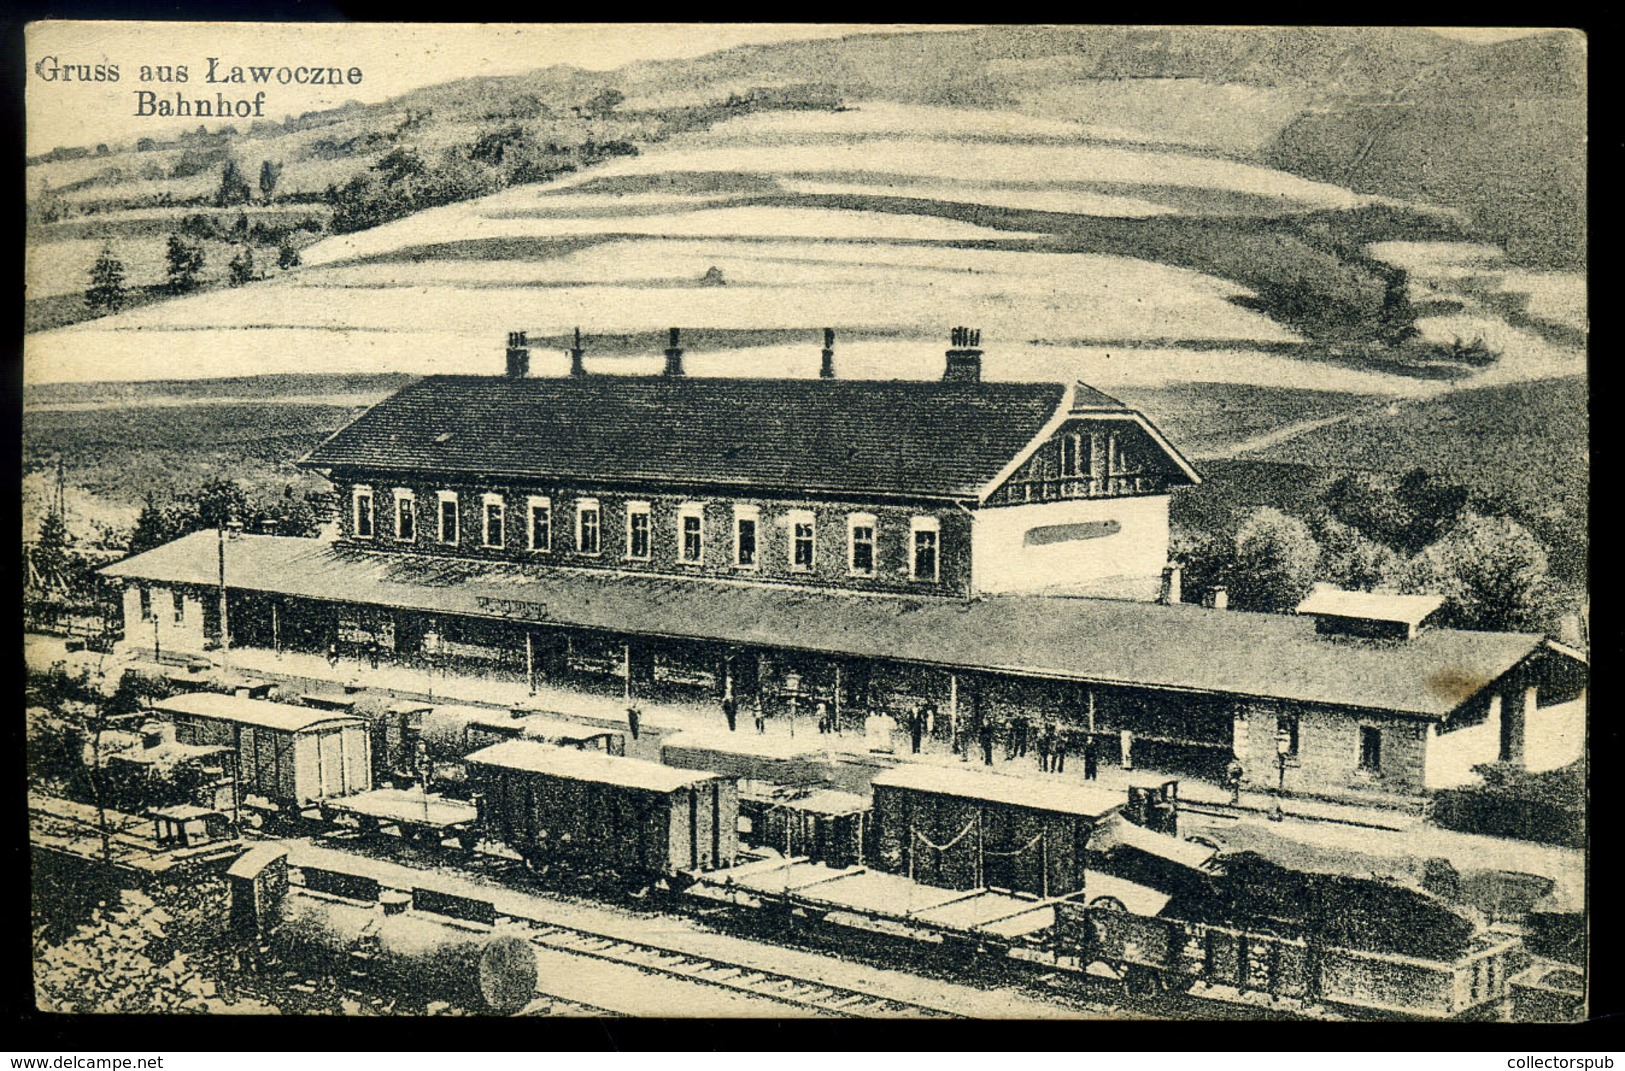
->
300, 375, 1073, 499
102, 533, 1572, 718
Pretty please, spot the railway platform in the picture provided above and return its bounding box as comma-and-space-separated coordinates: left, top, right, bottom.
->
48, 637, 1583, 914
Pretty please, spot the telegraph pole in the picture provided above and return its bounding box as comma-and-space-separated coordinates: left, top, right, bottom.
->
218, 523, 231, 678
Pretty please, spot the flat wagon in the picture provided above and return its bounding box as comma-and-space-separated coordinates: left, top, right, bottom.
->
465, 739, 737, 882
156, 691, 371, 812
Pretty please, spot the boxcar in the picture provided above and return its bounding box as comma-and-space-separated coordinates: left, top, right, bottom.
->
466, 739, 737, 879
870, 764, 1123, 898
157, 691, 371, 810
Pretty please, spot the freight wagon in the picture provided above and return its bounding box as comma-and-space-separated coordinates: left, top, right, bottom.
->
870, 763, 1125, 898
1053, 899, 1524, 1018
157, 691, 371, 812
465, 739, 738, 882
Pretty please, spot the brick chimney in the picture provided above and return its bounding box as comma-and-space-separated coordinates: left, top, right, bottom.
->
569, 326, 586, 377
663, 327, 685, 376
505, 331, 529, 378
820, 327, 836, 379
943, 326, 982, 382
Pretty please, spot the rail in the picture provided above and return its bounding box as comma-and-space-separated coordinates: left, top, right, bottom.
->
282, 853, 962, 1019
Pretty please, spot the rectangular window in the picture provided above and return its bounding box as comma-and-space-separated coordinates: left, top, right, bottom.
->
1359, 726, 1382, 771
528, 496, 551, 552
734, 506, 759, 568
172, 592, 185, 625
353, 486, 374, 539
789, 511, 815, 571
911, 516, 940, 582
138, 586, 152, 622
1061, 433, 1077, 476
394, 490, 415, 542
679, 505, 704, 564
437, 491, 459, 545
577, 498, 601, 556
627, 501, 651, 560
1277, 712, 1300, 760
848, 513, 876, 577
482, 494, 505, 548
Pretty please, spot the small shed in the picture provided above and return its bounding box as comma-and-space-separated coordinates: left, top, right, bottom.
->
1296, 586, 1446, 641
871, 764, 1123, 898
156, 691, 371, 808
466, 739, 738, 877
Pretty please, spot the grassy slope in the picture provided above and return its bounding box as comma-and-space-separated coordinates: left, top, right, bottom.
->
26, 27, 1584, 343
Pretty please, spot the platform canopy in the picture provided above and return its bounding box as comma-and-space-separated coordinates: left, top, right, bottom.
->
465, 738, 718, 794
153, 690, 363, 734
104, 532, 1575, 720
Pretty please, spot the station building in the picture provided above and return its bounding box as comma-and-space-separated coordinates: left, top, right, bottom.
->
101, 328, 1587, 804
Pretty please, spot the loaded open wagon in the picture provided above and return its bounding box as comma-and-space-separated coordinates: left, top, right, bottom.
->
156, 691, 371, 814
465, 739, 738, 883
1053, 897, 1523, 1018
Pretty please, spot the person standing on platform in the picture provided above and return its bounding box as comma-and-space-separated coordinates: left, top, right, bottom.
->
754, 697, 767, 735
722, 694, 738, 733
326, 641, 340, 669
1012, 714, 1030, 758
816, 699, 831, 735
1226, 756, 1245, 805
1083, 734, 1100, 780
1052, 726, 1068, 774
905, 703, 922, 753
626, 705, 641, 741
924, 700, 937, 741
979, 717, 995, 766
1037, 721, 1054, 772
367, 637, 380, 670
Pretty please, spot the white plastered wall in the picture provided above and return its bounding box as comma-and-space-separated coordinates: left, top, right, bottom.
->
971, 494, 1170, 599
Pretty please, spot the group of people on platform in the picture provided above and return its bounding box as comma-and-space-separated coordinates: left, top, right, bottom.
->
711, 691, 1107, 780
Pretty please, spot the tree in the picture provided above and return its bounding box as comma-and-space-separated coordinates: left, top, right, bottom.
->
85, 244, 127, 314
1315, 516, 1400, 592
215, 158, 253, 206
584, 87, 625, 118
1325, 470, 1413, 550
164, 233, 205, 292
1229, 508, 1321, 613
1405, 513, 1551, 632
33, 886, 275, 1014
258, 158, 282, 201
29, 511, 75, 599
227, 244, 255, 286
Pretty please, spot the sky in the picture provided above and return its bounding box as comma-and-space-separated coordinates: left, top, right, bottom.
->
26, 23, 1570, 154
26, 22, 966, 155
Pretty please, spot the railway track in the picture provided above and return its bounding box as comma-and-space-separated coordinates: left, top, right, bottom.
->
521, 919, 959, 1018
